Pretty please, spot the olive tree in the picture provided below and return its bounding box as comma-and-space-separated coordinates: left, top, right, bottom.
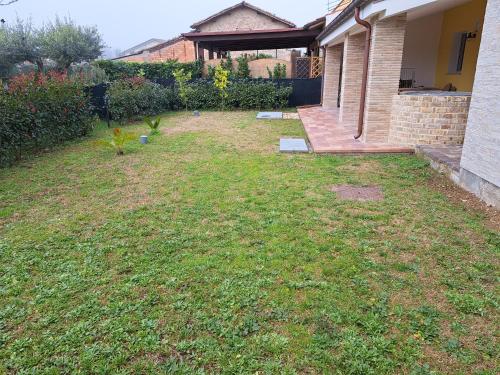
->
41, 17, 105, 70
0, 18, 44, 72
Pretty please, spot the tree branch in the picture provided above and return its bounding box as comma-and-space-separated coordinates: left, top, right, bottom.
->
0, 0, 19, 6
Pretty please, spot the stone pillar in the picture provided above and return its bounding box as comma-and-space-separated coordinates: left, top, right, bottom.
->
339, 32, 365, 125
362, 14, 407, 143
322, 44, 343, 109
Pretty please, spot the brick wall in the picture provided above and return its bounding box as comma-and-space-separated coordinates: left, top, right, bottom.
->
322, 45, 342, 109
362, 14, 407, 143
339, 33, 365, 125
202, 58, 291, 78
115, 39, 196, 63
388, 94, 471, 147
197, 7, 290, 32
149, 40, 196, 63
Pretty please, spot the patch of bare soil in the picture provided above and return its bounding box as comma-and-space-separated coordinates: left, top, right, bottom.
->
330, 185, 384, 201
283, 113, 300, 120
427, 173, 500, 232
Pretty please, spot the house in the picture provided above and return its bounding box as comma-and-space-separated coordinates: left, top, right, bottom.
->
112, 36, 196, 63
184, 1, 326, 78
119, 38, 166, 58
313, 0, 499, 207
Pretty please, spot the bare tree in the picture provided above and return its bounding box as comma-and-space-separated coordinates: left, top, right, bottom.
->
0, 1, 19, 6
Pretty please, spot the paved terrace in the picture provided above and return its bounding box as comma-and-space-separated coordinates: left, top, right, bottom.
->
298, 106, 413, 154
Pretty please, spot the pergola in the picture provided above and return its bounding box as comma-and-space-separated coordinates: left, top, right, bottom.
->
182, 28, 321, 59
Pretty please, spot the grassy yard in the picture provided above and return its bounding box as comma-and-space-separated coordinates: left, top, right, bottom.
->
0, 112, 498, 374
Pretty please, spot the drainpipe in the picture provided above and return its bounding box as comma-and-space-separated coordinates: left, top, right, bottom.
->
354, 6, 372, 140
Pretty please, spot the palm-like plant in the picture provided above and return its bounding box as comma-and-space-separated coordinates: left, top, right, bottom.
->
144, 117, 161, 136
98, 128, 135, 155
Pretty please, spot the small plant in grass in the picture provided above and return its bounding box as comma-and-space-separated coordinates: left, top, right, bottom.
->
145, 117, 161, 136
214, 65, 229, 110
98, 128, 136, 155
173, 68, 192, 111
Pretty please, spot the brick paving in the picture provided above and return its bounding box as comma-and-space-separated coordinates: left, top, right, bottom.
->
297, 106, 413, 154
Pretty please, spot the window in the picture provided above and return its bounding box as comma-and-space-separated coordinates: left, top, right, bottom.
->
448, 32, 468, 74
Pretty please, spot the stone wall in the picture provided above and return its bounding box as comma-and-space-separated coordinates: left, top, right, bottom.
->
197, 7, 290, 32
459, 0, 500, 207
388, 93, 471, 147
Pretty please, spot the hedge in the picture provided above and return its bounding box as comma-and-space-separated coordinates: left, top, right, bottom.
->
107, 78, 293, 122
93, 60, 202, 81
0, 72, 95, 167
107, 77, 179, 123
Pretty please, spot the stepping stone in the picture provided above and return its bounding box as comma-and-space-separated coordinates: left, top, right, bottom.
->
280, 138, 309, 153
257, 112, 283, 120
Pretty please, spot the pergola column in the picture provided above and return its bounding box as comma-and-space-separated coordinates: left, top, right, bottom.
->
362, 14, 407, 143
339, 32, 365, 125
322, 44, 343, 109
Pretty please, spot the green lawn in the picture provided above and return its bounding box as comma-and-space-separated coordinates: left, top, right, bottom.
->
0, 112, 498, 374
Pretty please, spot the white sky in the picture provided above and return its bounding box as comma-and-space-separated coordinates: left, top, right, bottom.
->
1, 0, 328, 54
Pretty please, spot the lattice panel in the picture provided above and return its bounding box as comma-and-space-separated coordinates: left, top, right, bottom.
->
295, 58, 311, 79
310, 57, 323, 78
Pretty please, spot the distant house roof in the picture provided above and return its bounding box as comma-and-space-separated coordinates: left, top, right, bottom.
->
190, 1, 296, 30
111, 35, 188, 60
120, 38, 166, 57
329, 0, 353, 14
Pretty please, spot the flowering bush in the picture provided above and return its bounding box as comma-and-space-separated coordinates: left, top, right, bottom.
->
0, 72, 94, 166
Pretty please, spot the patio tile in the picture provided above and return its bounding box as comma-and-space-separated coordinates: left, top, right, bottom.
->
297, 106, 413, 154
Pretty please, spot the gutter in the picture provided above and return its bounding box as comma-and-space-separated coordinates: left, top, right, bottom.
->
317, 0, 371, 41
353, 6, 372, 140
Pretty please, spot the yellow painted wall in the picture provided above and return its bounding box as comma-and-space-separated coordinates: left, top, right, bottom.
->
435, 0, 487, 91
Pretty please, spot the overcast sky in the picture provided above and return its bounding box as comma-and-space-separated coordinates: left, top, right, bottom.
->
1, 0, 328, 55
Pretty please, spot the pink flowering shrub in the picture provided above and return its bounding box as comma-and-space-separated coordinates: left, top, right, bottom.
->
0, 72, 94, 166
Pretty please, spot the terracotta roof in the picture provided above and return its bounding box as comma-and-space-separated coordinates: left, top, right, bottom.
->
190, 1, 296, 29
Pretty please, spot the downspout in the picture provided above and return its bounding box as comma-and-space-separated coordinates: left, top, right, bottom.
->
353, 6, 372, 140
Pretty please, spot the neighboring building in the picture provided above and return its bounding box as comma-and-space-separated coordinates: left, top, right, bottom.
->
119, 38, 166, 58
318, 0, 499, 207
112, 36, 196, 63
188, 2, 299, 66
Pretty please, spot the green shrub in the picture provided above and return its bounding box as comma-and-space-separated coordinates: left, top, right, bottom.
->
107, 77, 178, 123
93, 60, 202, 81
0, 72, 94, 167
236, 56, 251, 79
106, 78, 292, 122
189, 79, 292, 110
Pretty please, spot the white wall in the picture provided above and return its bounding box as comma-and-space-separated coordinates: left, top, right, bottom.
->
460, 0, 500, 188
401, 12, 443, 87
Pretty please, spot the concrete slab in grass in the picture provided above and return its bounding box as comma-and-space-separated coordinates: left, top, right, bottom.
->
280, 138, 309, 153
257, 112, 283, 120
